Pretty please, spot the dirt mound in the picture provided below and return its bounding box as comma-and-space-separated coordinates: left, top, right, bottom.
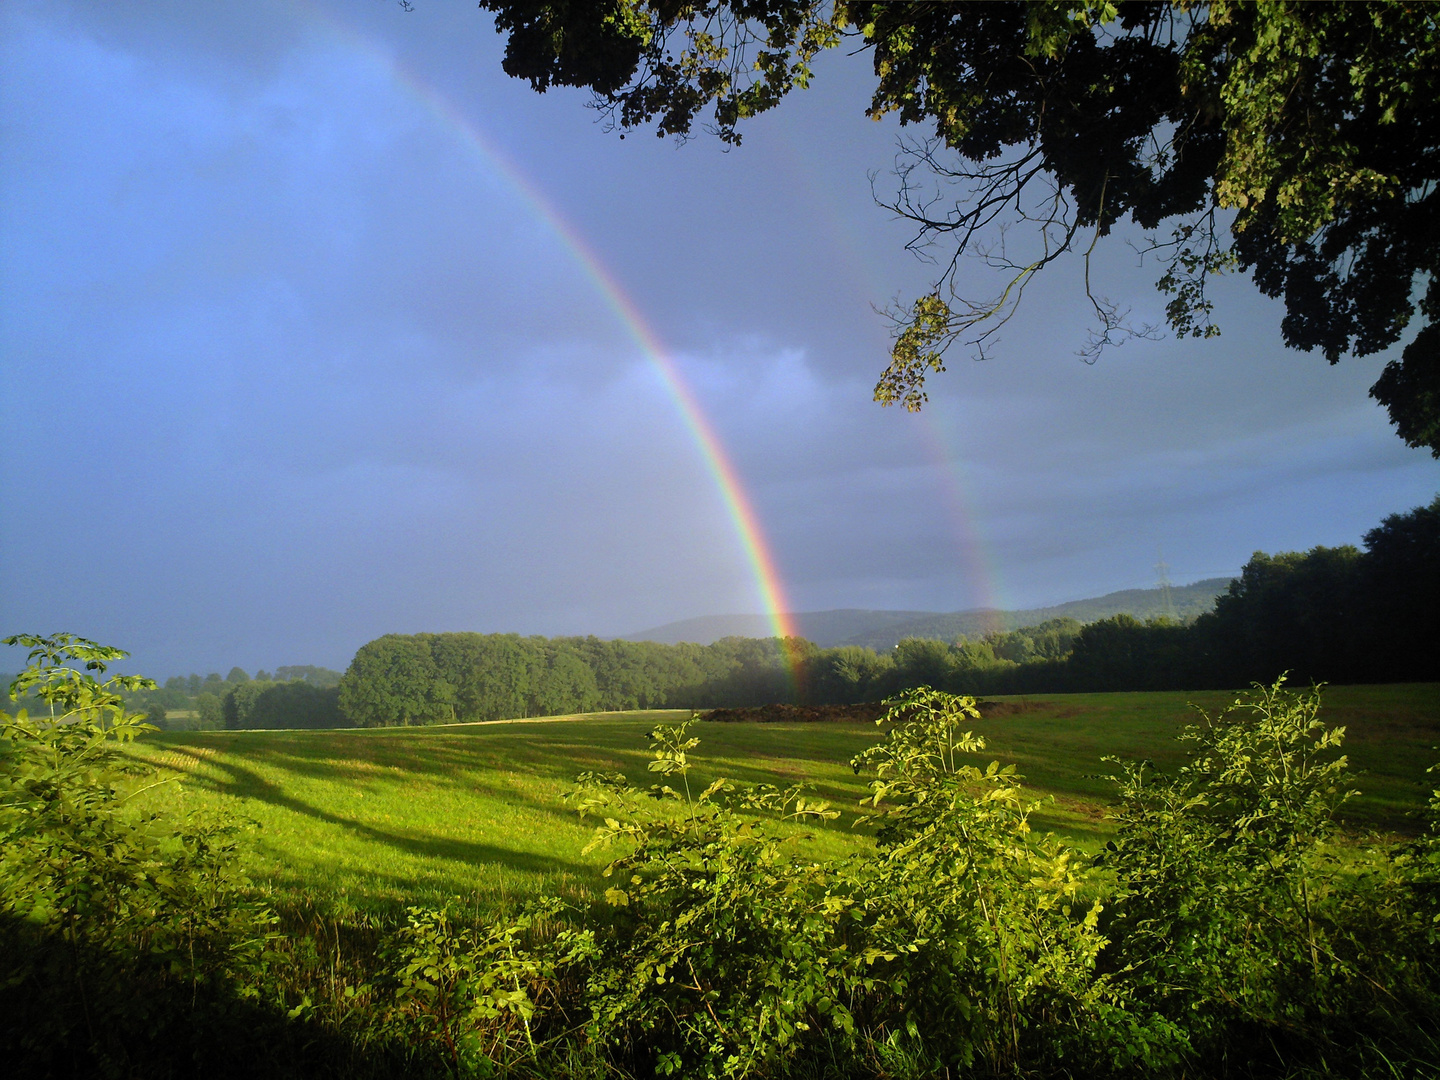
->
974, 698, 1075, 719
700, 699, 1049, 724
701, 702, 886, 724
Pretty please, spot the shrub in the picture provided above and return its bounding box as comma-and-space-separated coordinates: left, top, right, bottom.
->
0, 633, 273, 1077
564, 720, 853, 1078
8, 643, 1436, 1079
1100, 678, 1440, 1073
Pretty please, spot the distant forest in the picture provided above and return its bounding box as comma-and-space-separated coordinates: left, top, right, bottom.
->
55, 665, 349, 732
332, 497, 1439, 728
628, 577, 1233, 650
22, 497, 1429, 731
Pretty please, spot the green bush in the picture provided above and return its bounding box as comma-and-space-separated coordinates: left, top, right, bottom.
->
495, 682, 1437, 1078
1100, 678, 1440, 1074
843, 688, 1181, 1076
0, 634, 277, 1077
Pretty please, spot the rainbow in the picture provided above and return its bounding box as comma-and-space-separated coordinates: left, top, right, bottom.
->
768, 137, 1008, 622
297, 5, 806, 676
910, 405, 1009, 629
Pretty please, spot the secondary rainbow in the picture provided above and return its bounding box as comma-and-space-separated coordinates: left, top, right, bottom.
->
301, 5, 804, 660
768, 138, 1009, 618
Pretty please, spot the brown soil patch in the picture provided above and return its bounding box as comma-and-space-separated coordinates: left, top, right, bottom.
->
701, 699, 1074, 724
702, 702, 886, 724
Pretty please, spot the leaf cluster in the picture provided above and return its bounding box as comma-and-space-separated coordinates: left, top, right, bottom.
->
382, 902, 598, 1075
1, 634, 274, 1073
478, 1, 1440, 452
1098, 677, 1439, 1066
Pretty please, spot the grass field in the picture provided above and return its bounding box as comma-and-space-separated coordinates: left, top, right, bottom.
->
124, 683, 1440, 917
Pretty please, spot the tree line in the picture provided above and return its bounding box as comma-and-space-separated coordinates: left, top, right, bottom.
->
91, 666, 346, 731
333, 497, 1438, 727
83, 497, 1430, 731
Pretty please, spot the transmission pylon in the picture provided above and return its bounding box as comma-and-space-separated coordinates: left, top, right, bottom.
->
1155, 549, 1177, 622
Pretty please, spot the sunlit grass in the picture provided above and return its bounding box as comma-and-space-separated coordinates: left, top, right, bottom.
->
122, 684, 1439, 917
124, 711, 882, 916
976, 682, 1440, 840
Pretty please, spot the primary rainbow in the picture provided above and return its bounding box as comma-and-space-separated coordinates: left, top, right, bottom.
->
301, 5, 804, 670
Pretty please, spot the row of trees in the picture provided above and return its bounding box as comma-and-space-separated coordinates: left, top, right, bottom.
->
336, 621, 1108, 727
100, 665, 346, 731
221, 680, 343, 730
336, 633, 800, 726
1051, 494, 1440, 692
35, 499, 1414, 732
334, 498, 1438, 726
96, 497, 1428, 730
91, 500, 1425, 730
826, 496, 1437, 696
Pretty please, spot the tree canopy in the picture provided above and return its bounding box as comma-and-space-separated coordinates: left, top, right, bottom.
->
477, 0, 1440, 453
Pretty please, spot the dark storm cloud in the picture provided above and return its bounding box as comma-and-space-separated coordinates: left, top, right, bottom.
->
0, 0, 1433, 677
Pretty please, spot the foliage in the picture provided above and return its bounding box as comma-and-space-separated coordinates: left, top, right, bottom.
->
847, 687, 1172, 1075
565, 719, 851, 1078
224, 677, 344, 729
272, 664, 346, 687
140, 667, 346, 730
1100, 678, 1440, 1069
1198, 497, 1440, 686
474, 1, 1440, 452
1399, 763, 1440, 975
382, 901, 596, 1075
0, 633, 251, 940
337, 632, 800, 726
545, 693, 1179, 1077
13, 638, 1440, 1077
197, 688, 225, 728
0, 633, 275, 1076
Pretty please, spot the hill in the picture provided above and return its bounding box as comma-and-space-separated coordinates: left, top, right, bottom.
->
841, 577, 1234, 650
624, 578, 1233, 648
622, 608, 935, 647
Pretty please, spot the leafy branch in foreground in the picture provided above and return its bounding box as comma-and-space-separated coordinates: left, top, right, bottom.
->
478, 1, 1440, 451
1, 633, 273, 1074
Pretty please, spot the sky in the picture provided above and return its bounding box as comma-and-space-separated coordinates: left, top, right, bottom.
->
2, 0, 1436, 678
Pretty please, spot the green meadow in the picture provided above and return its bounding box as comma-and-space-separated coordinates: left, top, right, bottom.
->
123, 684, 1440, 917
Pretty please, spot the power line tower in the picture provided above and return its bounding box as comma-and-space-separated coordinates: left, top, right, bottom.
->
1155, 550, 1177, 622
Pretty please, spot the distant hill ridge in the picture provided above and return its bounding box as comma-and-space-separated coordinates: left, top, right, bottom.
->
623, 577, 1234, 649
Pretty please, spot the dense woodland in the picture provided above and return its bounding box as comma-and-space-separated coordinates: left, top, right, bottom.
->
331, 497, 1439, 729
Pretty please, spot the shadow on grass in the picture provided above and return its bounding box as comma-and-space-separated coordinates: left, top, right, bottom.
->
164, 746, 591, 878
2, 913, 431, 1080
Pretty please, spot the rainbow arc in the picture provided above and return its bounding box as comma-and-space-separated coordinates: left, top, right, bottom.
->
303, 4, 807, 683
